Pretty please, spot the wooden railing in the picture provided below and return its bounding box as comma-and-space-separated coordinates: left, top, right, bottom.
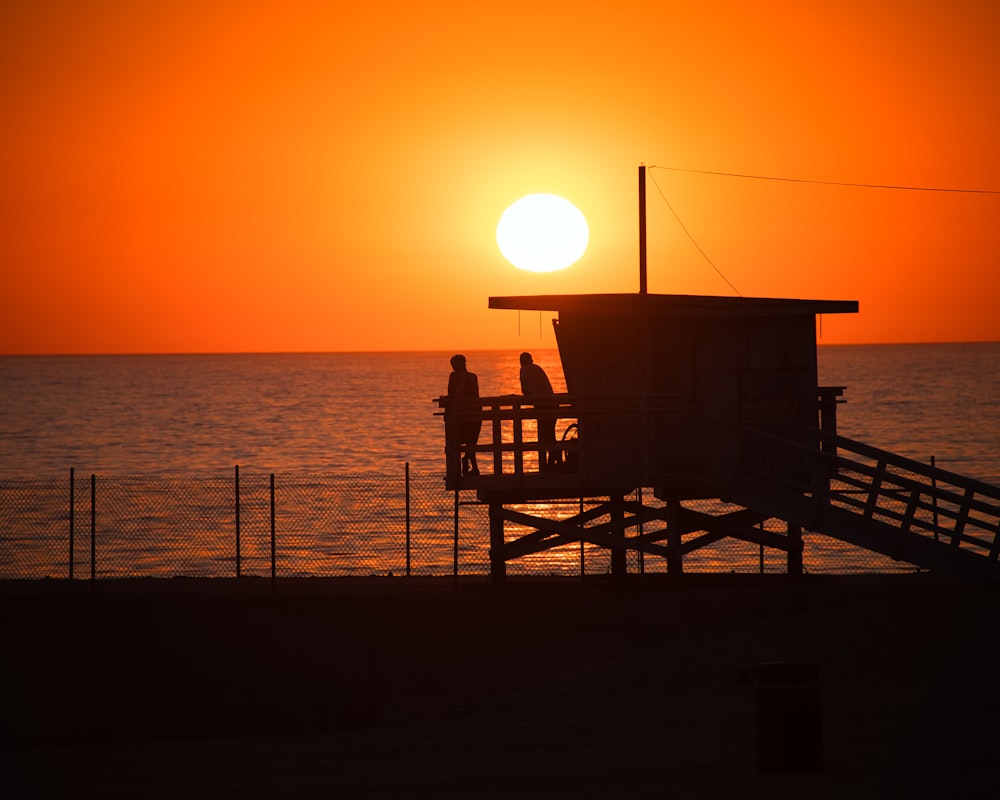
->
730, 423, 1000, 577
435, 386, 849, 493
435, 393, 582, 488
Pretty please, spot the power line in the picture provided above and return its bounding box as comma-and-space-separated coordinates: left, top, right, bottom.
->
647, 169, 742, 297
649, 165, 1000, 194
644, 163, 999, 299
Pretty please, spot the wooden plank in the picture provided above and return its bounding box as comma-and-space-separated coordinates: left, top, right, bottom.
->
897, 490, 921, 560
951, 487, 974, 548
620, 501, 671, 526
499, 507, 580, 534
498, 502, 679, 561
499, 508, 617, 555
732, 475, 995, 579
830, 432, 1000, 501
863, 460, 886, 519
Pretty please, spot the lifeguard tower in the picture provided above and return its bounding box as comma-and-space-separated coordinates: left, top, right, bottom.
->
436, 173, 1000, 582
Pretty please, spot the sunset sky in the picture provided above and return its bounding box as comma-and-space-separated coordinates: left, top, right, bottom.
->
2, 0, 999, 354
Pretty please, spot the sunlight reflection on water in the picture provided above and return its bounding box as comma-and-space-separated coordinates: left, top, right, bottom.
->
1, 344, 997, 578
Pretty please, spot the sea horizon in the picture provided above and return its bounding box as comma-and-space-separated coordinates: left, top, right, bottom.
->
2, 338, 998, 358
2, 343, 999, 483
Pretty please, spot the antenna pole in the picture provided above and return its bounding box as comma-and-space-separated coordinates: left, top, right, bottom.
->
638, 164, 647, 294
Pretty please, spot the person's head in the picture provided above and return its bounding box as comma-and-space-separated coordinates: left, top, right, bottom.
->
450, 354, 467, 371
519, 352, 533, 366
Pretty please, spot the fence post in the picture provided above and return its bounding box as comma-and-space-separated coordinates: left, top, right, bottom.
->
760, 521, 766, 574
235, 465, 242, 577
453, 489, 459, 592
90, 473, 96, 590
931, 455, 939, 541
69, 468, 75, 580
270, 473, 276, 595
637, 486, 645, 577
405, 462, 411, 578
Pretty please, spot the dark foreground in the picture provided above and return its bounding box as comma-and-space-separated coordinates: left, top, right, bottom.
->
2, 573, 998, 798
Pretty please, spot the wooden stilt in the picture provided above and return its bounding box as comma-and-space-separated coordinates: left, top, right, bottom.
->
788, 522, 803, 576
667, 498, 684, 576
610, 493, 626, 578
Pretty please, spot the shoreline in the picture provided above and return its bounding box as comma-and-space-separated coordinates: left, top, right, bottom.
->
0, 569, 931, 595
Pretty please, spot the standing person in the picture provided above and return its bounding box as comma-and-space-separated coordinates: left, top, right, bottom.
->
447, 354, 481, 476
519, 352, 559, 470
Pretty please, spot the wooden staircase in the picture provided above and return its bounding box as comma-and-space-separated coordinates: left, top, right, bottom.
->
725, 425, 1000, 581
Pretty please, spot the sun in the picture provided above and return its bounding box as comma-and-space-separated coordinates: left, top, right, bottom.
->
496, 194, 589, 272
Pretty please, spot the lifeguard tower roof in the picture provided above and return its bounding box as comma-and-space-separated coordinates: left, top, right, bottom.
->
489, 292, 858, 316
480, 290, 858, 500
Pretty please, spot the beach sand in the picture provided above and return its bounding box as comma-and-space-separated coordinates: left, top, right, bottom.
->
2, 573, 997, 798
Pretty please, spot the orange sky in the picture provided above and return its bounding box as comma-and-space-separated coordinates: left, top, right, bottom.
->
2, 0, 999, 354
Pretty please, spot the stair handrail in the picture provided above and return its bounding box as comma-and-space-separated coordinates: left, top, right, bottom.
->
722, 419, 1000, 503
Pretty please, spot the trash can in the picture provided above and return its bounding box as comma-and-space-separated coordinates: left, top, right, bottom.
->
744, 661, 823, 773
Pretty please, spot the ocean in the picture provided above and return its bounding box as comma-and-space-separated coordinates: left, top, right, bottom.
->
1, 344, 998, 579
2, 344, 998, 482
815, 342, 1000, 486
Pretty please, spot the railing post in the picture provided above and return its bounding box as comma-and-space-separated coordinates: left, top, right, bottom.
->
405, 462, 411, 577
864, 461, 886, 518
491, 401, 503, 476
270, 473, 276, 594
69, 468, 75, 580
235, 465, 242, 578
951, 487, 974, 548
817, 386, 845, 456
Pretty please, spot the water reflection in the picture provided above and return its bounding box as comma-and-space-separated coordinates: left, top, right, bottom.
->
1, 474, 920, 579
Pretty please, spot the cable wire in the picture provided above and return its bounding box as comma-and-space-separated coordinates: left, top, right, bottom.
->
647, 169, 743, 296
649, 165, 1000, 194
643, 163, 999, 299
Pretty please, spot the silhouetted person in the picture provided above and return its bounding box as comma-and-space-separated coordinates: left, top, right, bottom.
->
519, 352, 559, 470
447, 354, 481, 476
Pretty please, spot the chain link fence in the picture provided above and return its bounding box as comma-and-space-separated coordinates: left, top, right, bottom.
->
1, 467, 916, 581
